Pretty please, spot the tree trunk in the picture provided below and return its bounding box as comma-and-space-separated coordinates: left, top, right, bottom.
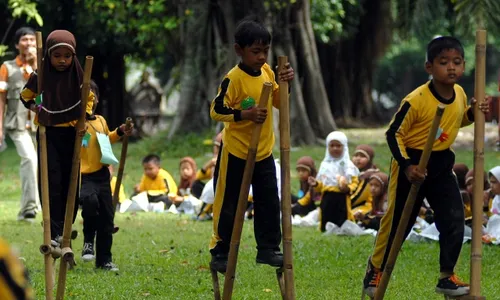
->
293, 0, 337, 136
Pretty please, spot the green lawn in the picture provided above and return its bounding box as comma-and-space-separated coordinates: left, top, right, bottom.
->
0, 128, 499, 299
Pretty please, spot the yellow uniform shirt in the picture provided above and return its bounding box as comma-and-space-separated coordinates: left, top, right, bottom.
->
0, 238, 34, 300
210, 63, 279, 161
20, 87, 95, 127
387, 81, 473, 169
110, 176, 127, 204
80, 115, 121, 174
350, 179, 373, 215
138, 168, 178, 196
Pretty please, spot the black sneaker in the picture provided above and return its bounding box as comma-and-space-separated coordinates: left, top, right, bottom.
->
210, 253, 228, 274
363, 259, 382, 298
435, 274, 469, 297
256, 250, 283, 267
18, 211, 36, 222
98, 262, 119, 272
81, 242, 95, 262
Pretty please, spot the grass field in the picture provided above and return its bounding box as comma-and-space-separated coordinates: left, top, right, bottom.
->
0, 127, 499, 299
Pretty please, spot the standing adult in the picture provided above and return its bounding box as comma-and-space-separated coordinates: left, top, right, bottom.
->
0, 27, 40, 221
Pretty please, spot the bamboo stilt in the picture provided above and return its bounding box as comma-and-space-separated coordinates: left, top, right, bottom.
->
468, 29, 487, 300
112, 117, 133, 213
221, 82, 273, 300
35, 31, 55, 300
278, 56, 296, 300
55, 56, 94, 300
374, 103, 446, 300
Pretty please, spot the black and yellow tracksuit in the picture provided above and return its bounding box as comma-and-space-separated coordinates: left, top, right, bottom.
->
350, 179, 373, 217
371, 81, 473, 274
80, 115, 121, 266
0, 239, 34, 300
209, 62, 281, 255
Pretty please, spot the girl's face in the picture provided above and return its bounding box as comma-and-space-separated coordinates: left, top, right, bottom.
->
180, 162, 194, 179
490, 175, 500, 195
466, 180, 473, 195
296, 167, 310, 182
369, 178, 383, 198
353, 153, 369, 170
328, 140, 343, 158
50, 47, 73, 71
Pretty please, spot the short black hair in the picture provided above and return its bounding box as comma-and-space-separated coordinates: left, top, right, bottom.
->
90, 80, 99, 100
14, 27, 35, 45
234, 16, 271, 48
426, 36, 464, 63
142, 154, 160, 165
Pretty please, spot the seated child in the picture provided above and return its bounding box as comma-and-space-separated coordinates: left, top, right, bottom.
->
453, 163, 470, 223
133, 154, 178, 211
487, 166, 500, 216
351, 144, 379, 222
465, 168, 491, 224
309, 131, 359, 231
169, 156, 202, 214
359, 172, 388, 231
291, 156, 320, 216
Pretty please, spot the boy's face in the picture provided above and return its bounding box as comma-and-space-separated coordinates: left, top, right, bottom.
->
352, 153, 369, 170
143, 162, 160, 179
235, 41, 270, 71
16, 34, 36, 57
369, 178, 383, 198
490, 175, 500, 195
50, 47, 73, 72
328, 140, 343, 158
425, 49, 465, 85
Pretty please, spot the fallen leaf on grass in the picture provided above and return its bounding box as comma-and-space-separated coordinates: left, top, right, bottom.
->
180, 260, 189, 265
25, 240, 33, 244
263, 288, 272, 293
197, 265, 209, 271
142, 292, 150, 296
158, 249, 170, 254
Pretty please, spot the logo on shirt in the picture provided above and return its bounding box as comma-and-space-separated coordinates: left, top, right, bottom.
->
241, 96, 255, 110
435, 127, 449, 142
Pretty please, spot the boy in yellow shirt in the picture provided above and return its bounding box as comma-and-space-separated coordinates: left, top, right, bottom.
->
79, 81, 133, 271
134, 154, 178, 210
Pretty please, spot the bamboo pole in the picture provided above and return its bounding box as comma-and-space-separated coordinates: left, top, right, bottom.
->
112, 117, 133, 212
222, 82, 273, 300
278, 56, 296, 300
374, 103, 446, 300
36, 30, 54, 300
55, 56, 94, 300
468, 29, 487, 300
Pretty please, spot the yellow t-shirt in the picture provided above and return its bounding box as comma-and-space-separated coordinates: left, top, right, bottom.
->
210, 63, 280, 161
80, 115, 121, 174
0, 238, 34, 300
110, 176, 127, 203
350, 179, 373, 215
387, 81, 472, 168
138, 168, 178, 196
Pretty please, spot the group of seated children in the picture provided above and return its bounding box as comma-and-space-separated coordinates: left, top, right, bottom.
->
453, 163, 500, 226
291, 131, 389, 232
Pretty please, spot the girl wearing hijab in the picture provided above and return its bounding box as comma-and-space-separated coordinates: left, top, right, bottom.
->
20, 30, 94, 246
291, 156, 319, 216
487, 166, 500, 217
351, 144, 379, 221
308, 131, 359, 231
359, 172, 389, 231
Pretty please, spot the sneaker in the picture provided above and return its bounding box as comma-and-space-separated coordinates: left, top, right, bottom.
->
18, 211, 36, 222
98, 262, 119, 272
363, 259, 382, 298
210, 253, 228, 274
256, 250, 283, 268
81, 243, 95, 262
51, 235, 62, 248
435, 274, 470, 296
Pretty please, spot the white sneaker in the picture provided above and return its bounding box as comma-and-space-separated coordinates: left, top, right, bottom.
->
81, 242, 95, 262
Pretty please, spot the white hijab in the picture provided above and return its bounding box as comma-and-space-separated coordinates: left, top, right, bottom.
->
490, 166, 500, 215
316, 131, 359, 187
